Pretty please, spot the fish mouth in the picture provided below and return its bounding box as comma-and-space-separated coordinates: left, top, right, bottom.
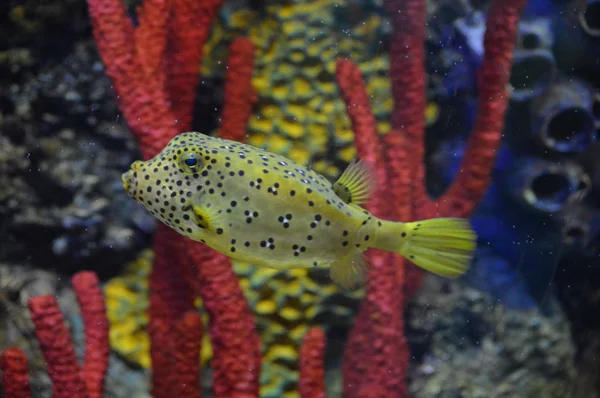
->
122, 169, 138, 197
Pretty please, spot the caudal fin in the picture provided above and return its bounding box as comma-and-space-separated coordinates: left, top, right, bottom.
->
398, 218, 477, 278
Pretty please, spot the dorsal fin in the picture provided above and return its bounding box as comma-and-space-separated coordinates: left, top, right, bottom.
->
333, 160, 375, 205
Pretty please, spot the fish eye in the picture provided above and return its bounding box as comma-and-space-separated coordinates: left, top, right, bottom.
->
184, 157, 197, 167
180, 152, 202, 173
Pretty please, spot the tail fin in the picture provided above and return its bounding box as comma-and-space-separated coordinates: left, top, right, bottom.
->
397, 218, 477, 278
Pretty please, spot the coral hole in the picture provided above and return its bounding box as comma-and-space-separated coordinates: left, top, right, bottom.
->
581, 1, 600, 34
510, 54, 554, 91
522, 33, 541, 50
530, 172, 571, 204
565, 225, 586, 239
547, 107, 594, 143
592, 97, 600, 119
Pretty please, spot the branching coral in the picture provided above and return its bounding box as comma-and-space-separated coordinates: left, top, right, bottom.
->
0, 271, 109, 398
72, 272, 110, 398
315, 0, 526, 396
336, 58, 409, 397
86, 0, 260, 396
0, 270, 213, 398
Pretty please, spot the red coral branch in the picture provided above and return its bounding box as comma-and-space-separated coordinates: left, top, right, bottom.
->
134, 0, 170, 93
436, 0, 527, 218
299, 328, 326, 398
166, 0, 224, 127
186, 248, 261, 398
343, 252, 408, 398
88, 0, 261, 395
336, 58, 408, 398
149, 227, 196, 398
71, 272, 110, 398
148, 316, 180, 398
384, 0, 430, 219
174, 312, 204, 398
3, 272, 109, 398
335, 58, 389, 217
219, 37, 258, 142
381, 131, 418, 289
0, 347, 31, 398
28, 296, 88, 398
87, 0, 176, 160
334, 0, 526, 396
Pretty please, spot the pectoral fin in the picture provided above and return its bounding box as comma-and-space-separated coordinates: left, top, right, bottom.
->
192, 204, 225, 233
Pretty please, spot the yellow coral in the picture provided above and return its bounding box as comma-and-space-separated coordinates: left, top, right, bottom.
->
201, 3, 392, 172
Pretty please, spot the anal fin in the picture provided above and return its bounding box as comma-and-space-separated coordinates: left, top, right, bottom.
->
333, 159, 375, 205
330, 253, 367, 290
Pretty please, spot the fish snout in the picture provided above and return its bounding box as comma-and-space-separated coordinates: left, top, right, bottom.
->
122, 168, 138, 197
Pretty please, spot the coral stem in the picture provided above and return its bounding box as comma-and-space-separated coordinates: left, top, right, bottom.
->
134, 0, 170, 93
436, 0, 527, 217
71, 272, 110, 398
335, 58, 389, 218
166, 0, 225, 128
219, 37, 258, 142
28, 296, 88, 398
383, 0, 429, 218
0, 347, 32, 398
149, 227, 196, 398
174, 312, 204, 398
336, 57, 408, 397
87, 0, 177, 160
299, 328, 326, 398
186, 247, 261, 398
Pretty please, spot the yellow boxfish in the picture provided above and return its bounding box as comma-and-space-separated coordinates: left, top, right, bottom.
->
122, 132, 477, 289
